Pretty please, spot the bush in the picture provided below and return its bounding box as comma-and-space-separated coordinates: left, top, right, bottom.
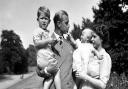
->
106, 72, 128, 89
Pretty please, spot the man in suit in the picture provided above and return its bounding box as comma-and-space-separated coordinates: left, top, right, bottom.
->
36, 10, 74, 89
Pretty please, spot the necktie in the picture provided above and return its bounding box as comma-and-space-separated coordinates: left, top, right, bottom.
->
59, 36, 63, 45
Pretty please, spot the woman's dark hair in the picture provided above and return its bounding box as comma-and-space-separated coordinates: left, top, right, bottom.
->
93, 24, 109, 48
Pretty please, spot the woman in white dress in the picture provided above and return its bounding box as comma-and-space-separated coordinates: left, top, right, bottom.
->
75, 28, 112, 89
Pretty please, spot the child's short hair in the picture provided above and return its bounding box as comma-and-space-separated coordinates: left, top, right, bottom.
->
37, 6, 50, 19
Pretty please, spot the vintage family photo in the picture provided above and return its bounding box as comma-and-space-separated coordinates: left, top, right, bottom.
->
0, 0, 128, 89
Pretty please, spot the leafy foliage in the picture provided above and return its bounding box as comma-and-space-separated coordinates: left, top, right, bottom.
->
93, 0, 128, 74
71, 18, 94, 40
70, 24, 82, 40
106, 72, 128, 89
0, 50, 4, 73
0, 30, 28, 74
26, 44, 37, 66
81, 18, 94, 30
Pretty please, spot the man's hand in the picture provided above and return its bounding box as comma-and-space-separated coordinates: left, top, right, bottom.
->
46, 59, 58, 75
50, 38, 58, 46
36, 66, 51, 78
75, 70, 87, 80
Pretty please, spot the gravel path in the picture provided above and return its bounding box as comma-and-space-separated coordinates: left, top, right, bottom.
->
0, 72, 35, 89
6, 72, 44, 89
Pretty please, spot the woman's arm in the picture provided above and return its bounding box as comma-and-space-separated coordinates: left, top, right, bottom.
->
76, 51, 112, 89
75, 70, 106, 89
84, 74, 106, 89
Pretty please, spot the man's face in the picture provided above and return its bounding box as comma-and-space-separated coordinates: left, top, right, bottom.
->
59, 14, 69, 34
38, 13, 50, 30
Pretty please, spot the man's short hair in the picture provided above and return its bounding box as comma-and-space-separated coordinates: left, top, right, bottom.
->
53, 10, 68, 26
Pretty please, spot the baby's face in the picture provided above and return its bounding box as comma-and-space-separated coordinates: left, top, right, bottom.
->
81, 29, 93, 43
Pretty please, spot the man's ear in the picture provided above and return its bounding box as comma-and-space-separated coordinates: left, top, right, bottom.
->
101, 38, 103, 43
57, 21, 61, 28
49, 19, 51, 24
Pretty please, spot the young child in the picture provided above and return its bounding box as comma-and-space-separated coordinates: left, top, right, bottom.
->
69, 28, 102, 89
33, 6, 61, 89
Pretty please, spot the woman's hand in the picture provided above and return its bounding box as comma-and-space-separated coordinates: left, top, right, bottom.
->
75, 69, 107, 89
75, 70, 87, 80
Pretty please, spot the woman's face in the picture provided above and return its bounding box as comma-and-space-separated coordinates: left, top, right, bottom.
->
91, 32, 102, 49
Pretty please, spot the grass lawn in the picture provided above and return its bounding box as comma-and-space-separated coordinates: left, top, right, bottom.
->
0, 66, 36, 89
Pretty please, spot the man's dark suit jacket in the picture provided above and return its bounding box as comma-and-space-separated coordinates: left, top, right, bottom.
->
50, 33, 74, 89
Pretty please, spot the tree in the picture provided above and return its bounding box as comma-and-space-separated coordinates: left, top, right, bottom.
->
81, 17, 94, 30
0, 49, 4, 73
92, 0, 128, 74
93, 0, 128, 49
70, 24, 81, 40
71, 18, 94, 40
1, 30, 28, 74
26, 44, 36, 66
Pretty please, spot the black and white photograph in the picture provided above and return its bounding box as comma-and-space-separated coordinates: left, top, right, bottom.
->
0, 0, 128, 89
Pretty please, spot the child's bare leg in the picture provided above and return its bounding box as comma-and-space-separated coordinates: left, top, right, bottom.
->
73, 84, 77, 89
74, 78, 82, 89
43, 77, 53, 89
54, 69, 61, 89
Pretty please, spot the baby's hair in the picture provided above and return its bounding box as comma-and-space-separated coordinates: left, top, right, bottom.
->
82, 28, 94, 43
37, 6, 50, 19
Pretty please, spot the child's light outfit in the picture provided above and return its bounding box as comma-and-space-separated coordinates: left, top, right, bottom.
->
33, 27, 57, 69
73, 41, 96, 74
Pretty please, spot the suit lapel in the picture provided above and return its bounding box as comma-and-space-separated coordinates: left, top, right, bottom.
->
57, 39, 72, 68
51, 33, 62, 56
51, 33, 73, 68
51, 32, 56, 39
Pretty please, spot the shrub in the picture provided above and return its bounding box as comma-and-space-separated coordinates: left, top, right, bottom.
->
106, 72, 128, 89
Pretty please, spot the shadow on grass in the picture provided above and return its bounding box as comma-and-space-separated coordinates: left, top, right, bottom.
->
0, 75, 13, 82
0, 66, 36, 82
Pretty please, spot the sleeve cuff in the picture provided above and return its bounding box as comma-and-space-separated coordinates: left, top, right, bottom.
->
44, 67, 51, 76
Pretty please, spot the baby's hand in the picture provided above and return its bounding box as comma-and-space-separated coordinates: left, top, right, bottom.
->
47, 58, 58, 74
52, 38, 57, 42
67, 33, 73, 40
50, 38, 58, 45
98, 55, 103, 60
49, 58, 57, 64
